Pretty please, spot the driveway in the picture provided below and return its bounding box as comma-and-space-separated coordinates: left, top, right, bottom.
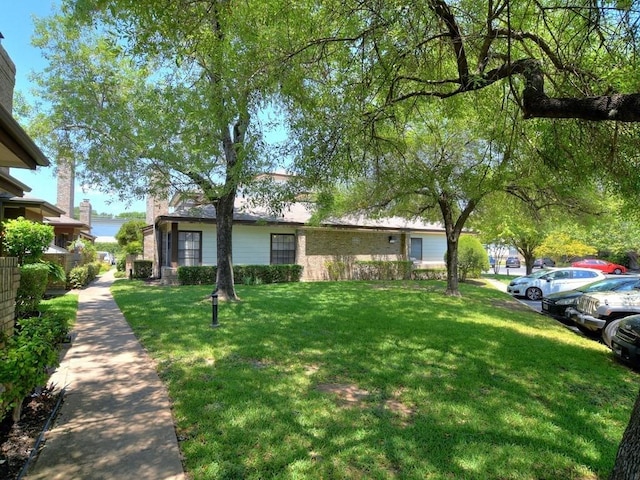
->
486, 275, 581, 333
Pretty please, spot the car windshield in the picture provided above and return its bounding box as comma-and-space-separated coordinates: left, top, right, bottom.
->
521, 269, 555, 280
583, 278, 636, 292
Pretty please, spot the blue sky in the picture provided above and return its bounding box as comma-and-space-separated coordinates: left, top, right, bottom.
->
3, 1, 146, 215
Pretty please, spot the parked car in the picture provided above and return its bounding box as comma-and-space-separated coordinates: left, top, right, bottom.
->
566, 287, 640, 347
611, 314, 640, 368
533, 257, 555, 268
506, 267, 606, 301
505, 256, 521, 268
570, 258, 627, 274
541, 276, 640, 320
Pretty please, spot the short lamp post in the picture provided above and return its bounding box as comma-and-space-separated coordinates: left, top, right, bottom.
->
211, 288, 219, 328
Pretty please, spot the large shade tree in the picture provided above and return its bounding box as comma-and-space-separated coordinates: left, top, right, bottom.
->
28, 0, 295, 300
280, 1, 640, 477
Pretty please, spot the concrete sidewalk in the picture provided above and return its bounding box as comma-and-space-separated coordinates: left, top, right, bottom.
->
25, 270, 185, 480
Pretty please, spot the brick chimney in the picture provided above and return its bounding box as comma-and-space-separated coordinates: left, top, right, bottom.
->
56, 158, 75, 216
0, 41, 16, 176
79, 199, 92, 227
146, 192, 169, 224
0, 41, 15, 113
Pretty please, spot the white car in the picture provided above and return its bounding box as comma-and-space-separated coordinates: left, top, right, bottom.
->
506, 267, 606, 301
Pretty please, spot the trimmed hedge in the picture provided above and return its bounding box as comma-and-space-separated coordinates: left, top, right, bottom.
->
133, 260, 153, 279
16, 263, 50, 318
177, 266, 216, 285
177, 265, 303, 285
353, 261, 413, 280
412, 268, 447, 280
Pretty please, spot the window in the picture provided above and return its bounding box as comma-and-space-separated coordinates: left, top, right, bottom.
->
55, 233, 69, 248
178, 231, 202, 266
410, 238, 423, 261
271, 234, 295, 264
573, 270, 598, 279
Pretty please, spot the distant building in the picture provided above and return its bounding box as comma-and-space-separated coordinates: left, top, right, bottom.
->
91, 216, 128, 243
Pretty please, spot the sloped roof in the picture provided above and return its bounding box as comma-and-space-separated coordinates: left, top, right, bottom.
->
44, 214, 90, 230
0, 104, 50, 169
157, 197, 444, 233
1, 196, 64, 217
0, 169, 30, 197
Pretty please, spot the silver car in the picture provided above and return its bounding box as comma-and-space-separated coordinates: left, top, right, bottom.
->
506, 267, 606, 301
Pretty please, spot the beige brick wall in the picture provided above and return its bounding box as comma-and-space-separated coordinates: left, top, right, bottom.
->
299, 229, 405, 281
0, 257, 20, 338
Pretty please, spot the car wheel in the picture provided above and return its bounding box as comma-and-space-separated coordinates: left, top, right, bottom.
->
602, 318, 625, 348
525, 287, 543, 301
613, 268, 623, 274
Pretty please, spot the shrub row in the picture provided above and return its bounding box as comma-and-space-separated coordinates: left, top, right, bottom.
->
0, 312, 70, 421
132, 260, 153, 279
412, 268, 448, 280
353, 261, 413, 280
177, 264, 303, 285
67, 261, 102, 289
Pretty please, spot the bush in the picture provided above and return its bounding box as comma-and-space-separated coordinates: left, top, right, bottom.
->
15, 263, 50, 317
133, 260, 153, 279
0, 312, 69, 421
1, 217, 54, 265
67, 262, 102, 289
353, 261, 413, 280
325, 261, 350, 281
116, 256, 126, 272
177, 265, 303, 285
412, 268, 447, 280
235, 265, 303, 284
456, 235, 490, 281
178, 266, 217, 285
67, 266, 89, 289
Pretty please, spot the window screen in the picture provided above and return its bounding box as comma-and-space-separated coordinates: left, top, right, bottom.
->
271, 234, 295, 264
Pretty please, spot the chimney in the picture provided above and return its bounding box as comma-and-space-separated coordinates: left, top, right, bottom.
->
0, 40, 15, 176
56, 158, 75, 216
146, 194, 169, 224
79, 199, 92, 227
0, 40, 15, 113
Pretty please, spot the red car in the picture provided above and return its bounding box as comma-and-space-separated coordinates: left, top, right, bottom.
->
571, 258, 627, 274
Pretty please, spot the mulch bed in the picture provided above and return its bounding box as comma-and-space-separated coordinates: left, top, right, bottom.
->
0, 386, 62, 479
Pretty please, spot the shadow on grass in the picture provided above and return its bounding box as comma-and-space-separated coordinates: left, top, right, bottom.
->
112, 280, 637, 479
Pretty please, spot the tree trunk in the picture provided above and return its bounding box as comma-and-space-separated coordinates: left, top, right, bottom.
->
438, 194, 461, 297
444, 234, 460, 296
215, 190, 238, 301
610, 387, 640, 479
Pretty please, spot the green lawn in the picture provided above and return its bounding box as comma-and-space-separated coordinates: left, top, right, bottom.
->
111, 280, 639, 480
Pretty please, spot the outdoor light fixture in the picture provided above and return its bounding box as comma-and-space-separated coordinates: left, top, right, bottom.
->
388, 235, 397, 244
211, 288, 219, 328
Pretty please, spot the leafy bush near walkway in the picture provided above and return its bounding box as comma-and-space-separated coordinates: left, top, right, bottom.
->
67, 262, 102, 289
0, 294, 77, 422
112, 279, 639, 479
15, 263, 50, 318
